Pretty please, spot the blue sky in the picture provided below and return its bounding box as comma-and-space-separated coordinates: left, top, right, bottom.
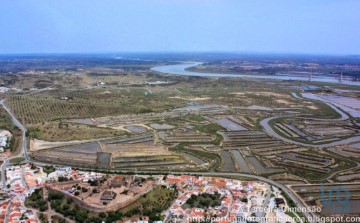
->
0, 0, 359, 54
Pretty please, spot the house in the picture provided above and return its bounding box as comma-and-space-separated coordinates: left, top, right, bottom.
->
0, 136, 7, 148
64, 186, 76, 194
110, 176, 125, 187
101, 190, 116, 200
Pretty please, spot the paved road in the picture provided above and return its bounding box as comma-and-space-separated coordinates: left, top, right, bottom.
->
0, 100, 28, 158
259, 92, 360, 149
259, 94, 360, 184
0, 99, 29, 189
260, 116, 360, 149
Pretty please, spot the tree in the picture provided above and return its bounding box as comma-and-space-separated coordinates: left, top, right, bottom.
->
186, 198, 194, 205
75, 210, 88, 222
98, 212, 107, 218
63, 203, 70, 210
39, 205, 47, 212
200, 199, 210, 207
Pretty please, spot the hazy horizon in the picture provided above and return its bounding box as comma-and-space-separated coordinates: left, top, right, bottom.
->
1, 0, 359, 55
1, 51, 360, 57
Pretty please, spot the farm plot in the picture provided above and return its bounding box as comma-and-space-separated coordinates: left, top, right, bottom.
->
184, 144, 222, 152
174, 104, 230, 115
220, 130, 278, 147
250, 143, 307, 156
272, 153, 334, 175
336, 169, 360, 182
30, 142, 105, 168
246, 156, 283, 175
112, 155, 187, 169
30, 133, 169, 169
5, 88, 186, 124
163, 131, 213, 143
272, 151, 335, 174
270, 174, 307, 185
123, 125, 148, 133
274, 123, 301, 138
190, 87, 296, 110
291, 183, 360, 216
216, 118, 247, 131
105, 143, 190, 169
150, 123, 176, 130
223, 114, 263, 130
27, 121, 126, 142
104, 143, 169, 158
170, 145, 221, 171
328, 142, 360, 158
180, 152, 207, 165
100, 132, 154, 144
276, 118, 359, 143
219, 130, 308, 156
321, 199, 360, 216
220, 150, 236, 172
230, 150, 251, 173
93, 110, 184, 128
292, 183, 360, 192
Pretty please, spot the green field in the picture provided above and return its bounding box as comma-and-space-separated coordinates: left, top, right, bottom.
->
27, 121, 126, 142
6, 89, 186, 124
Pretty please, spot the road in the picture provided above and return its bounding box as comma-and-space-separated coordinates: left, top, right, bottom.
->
259, 93, 360, 149
260, 116, 360, 149
0, 99, 30, 190
0, 100, 28, 159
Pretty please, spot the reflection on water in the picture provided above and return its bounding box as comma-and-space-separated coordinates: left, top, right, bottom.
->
151, 62, 360, 86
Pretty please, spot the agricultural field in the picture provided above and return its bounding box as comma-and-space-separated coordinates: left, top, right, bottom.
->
328, 142, 360, 158
2, 57, 360, 187
30, 132, 203, 170
272, 118, 359, 144
8, 80, 356, 184
163, 130, 213, 143
290, 183, 360, 216
278, 150, 356, 181
335, 167, 360, 182
5, 88, 186, 124
269, 173, 308, 185
31, 142, 103, 168
27, 121, 126, 142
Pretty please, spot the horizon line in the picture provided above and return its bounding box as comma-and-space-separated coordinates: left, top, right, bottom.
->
0, 50, 360, 57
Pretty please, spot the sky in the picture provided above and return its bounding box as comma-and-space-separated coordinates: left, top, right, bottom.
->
0, 0, 359, 55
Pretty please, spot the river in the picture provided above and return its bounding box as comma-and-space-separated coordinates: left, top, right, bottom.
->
151, 62, 360, 86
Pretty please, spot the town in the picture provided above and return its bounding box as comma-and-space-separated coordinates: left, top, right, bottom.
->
0, 161, 301, 223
